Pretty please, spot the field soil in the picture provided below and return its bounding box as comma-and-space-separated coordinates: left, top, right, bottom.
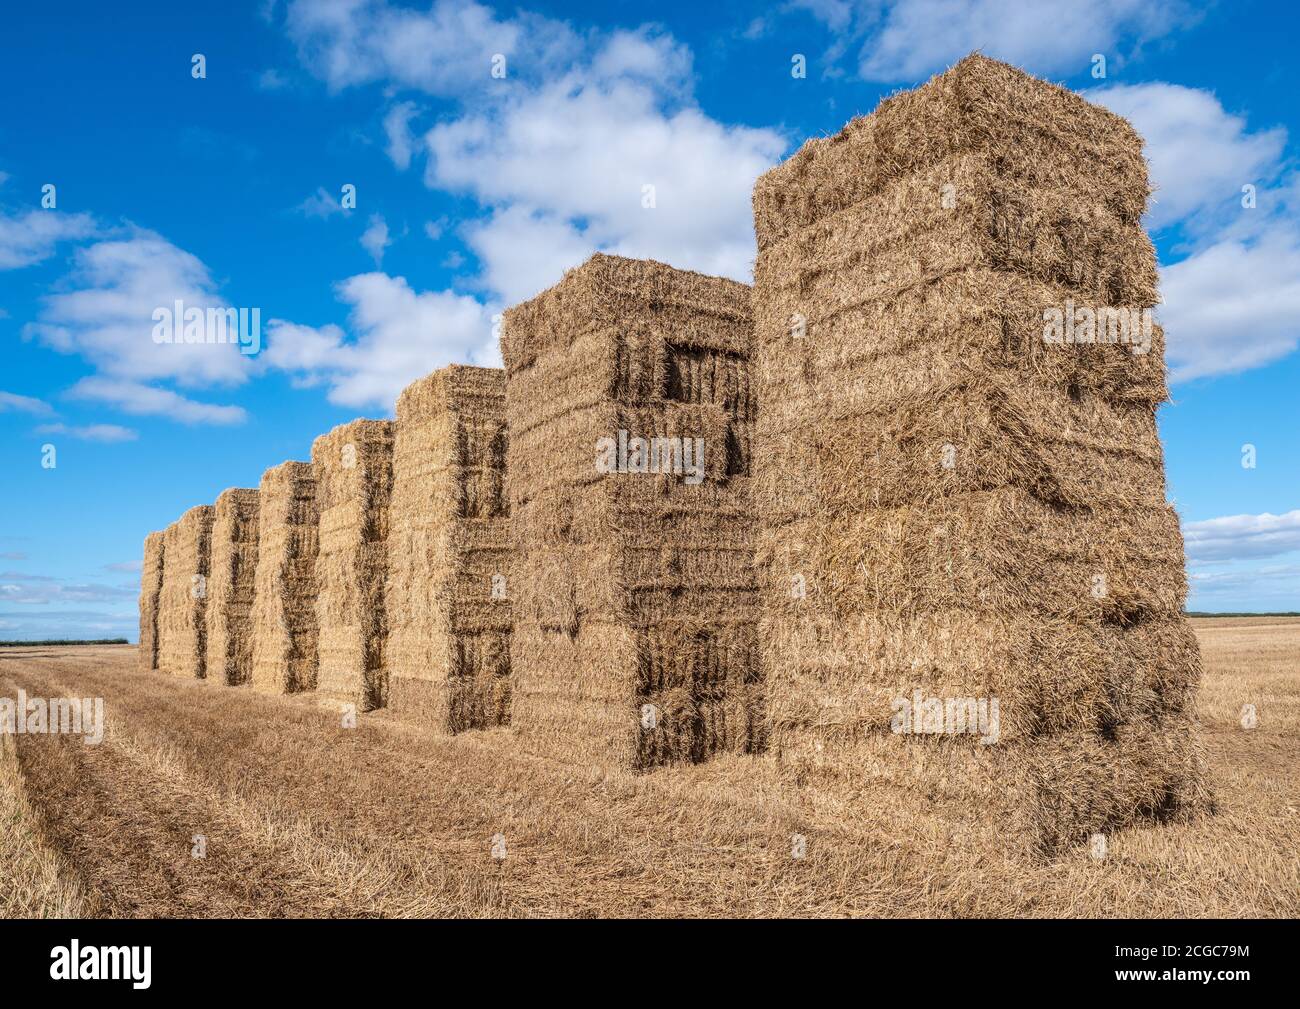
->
1, 618, 1297, 918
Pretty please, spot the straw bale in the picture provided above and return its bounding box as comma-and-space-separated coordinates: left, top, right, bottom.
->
156, 505, 213, 679
250, 462, 319, 694
138, 531, 165, 672
753, 266, 1169, 411
205, 488, 260, 685
505, 254, 763, 771
386, 366, 512, 731
312, 419, 393, 711
753, 53, 1150, 251
752, 54, 1208, 853
759, 154, 1159, 309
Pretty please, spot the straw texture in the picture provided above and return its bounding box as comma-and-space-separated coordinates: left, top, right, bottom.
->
313, 419, 394, 711
156, 505, 214, 679
250, 462, 319, 694
205, 488, 260, 686
751, 54, 1210, 854
386, 366, 512, 731
504, 253, 763, 770
138, 531, 165, 672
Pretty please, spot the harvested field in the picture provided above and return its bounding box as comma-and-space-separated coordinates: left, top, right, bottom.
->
0, 618, 1294, 917
138, 531, 164, 673
386, 366, 511, 731
503, 254, 763, 770
313, 420, 393, 711
250, 462, 319, 695
751, 54, 1208, 855
156, 506, 214, 680
205, 488, 259, 686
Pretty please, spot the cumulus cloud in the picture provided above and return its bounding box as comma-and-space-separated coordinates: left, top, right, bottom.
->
264, 272, 496, 409
34, 422, 138, 443
1091, 83, 1287, 233
24, 229, 251, 387
1158, 236, 1300, 381
420, 29, 785, 298
1085, 84, 1300, 381
0, 208, 97, 270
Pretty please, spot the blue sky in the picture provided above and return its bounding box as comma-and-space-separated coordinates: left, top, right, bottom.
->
1, 0, 1298, 638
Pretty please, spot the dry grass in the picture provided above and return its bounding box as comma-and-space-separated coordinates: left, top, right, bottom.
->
0, 618, 1294, 918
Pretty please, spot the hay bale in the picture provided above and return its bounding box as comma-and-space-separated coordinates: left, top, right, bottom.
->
205, 488, 260, 685
312, 419, 394, 711
249, 462, 319, 694
386, 366, 512, 730
155, 506, 214, 679
138, 531, 165, 672
752, 53, 1209, 855
503, 253, 763, 770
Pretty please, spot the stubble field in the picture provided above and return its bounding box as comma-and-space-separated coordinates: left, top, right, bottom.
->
2, 617, 1296, 918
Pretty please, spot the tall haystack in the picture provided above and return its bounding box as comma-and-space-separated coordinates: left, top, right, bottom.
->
751, 54, 1209, 854
156, 505, 214, 679
138, 531, 165, 672
386, 366, 512, 731
250, 462, 319, 694
503, 253, 762, 770
313, 419, 394, 711
205, 488, 260, 685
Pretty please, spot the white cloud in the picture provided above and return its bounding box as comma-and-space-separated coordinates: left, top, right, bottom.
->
360, 213, 391, 264
68, 377, 247, 425
1090, 83, 1287, 233
1086, 85, 1300, 381
0, 390, 53, 415
35, 422, 138, 443
383, 101, 420, 170
282, 0, 577, 95
25, 229, 251, 388
1159, 235, 1300, 381
461, 207, 596, 307
798, 0, 1196, 81
264, 272, 495, 409
0, 208, 97, 270
1184, 510, 1300, 563
420, 30, 785, 299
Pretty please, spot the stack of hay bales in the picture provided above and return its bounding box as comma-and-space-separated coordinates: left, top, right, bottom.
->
386, 366, 512, 731
250, 462, 319, 694
138, 531, 165, 672
503, 253, 762, 770
156, 505, 214, 679
313, 419, 394, 711
751, 54, 1208, 853
205, 488, 260, 685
